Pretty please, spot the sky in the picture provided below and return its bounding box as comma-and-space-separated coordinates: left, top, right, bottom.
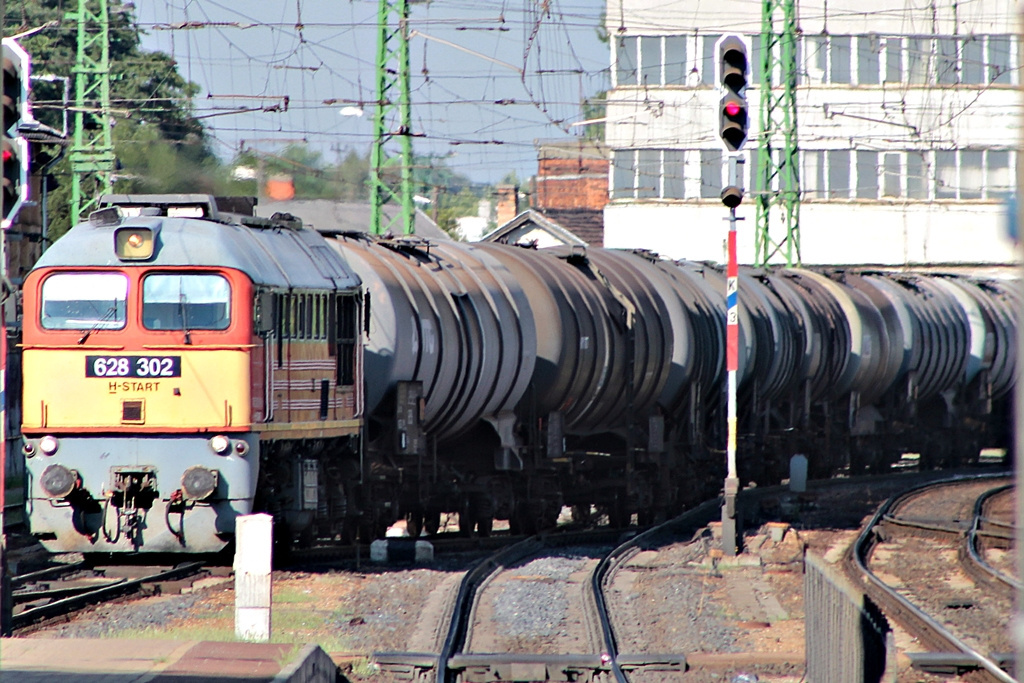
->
135, 1, 610, 185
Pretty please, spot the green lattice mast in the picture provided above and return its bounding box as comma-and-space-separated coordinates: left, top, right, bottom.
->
755, 0, 800, 266
66, 0, 115, 226
370, 0, 415, 236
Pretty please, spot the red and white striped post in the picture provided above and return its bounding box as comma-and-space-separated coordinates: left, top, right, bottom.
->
721, 155, 744, 557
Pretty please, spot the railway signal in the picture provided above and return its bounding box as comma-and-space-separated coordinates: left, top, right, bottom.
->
1, 39, 31, 230
715, 35, 750, 153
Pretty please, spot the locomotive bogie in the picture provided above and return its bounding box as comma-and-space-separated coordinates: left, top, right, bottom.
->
24, 434, 259, 553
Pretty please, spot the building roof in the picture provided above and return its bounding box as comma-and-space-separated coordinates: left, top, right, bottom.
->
479, 209, 591, 247
541, 208, 605, 246
256, 199, 451, 241
535, 138, 609, 162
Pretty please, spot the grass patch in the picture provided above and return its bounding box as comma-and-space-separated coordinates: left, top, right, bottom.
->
274, 587, 318, 604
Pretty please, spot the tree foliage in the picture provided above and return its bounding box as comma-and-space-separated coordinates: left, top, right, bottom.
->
6, 0, 213, 240
5, 2, 499, 242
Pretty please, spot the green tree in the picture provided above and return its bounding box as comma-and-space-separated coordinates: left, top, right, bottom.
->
6, 0, 214, 240
580, 91, 606, 142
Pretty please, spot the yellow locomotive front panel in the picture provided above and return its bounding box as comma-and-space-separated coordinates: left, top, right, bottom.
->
23, 349, 252, 431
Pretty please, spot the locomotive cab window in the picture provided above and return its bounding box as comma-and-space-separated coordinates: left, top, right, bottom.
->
41, 272, 128, 330
142, 274, 231, 330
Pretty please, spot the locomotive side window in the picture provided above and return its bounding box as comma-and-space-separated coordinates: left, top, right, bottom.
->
142, 274, 231, 330
337, 294, 358, 385
41, 272, 128, 330
314, 295, 322, 339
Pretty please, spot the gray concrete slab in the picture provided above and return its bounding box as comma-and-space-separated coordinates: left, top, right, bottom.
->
0, 638, 338, 682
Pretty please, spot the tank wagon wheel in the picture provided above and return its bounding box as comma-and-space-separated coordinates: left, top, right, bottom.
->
571, 505, 592, 526
404, 511, 423, 540
423, 510, 441, 536
473, 493, 495, 537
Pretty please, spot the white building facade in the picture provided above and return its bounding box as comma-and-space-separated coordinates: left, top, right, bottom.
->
603, 0, 1019, 265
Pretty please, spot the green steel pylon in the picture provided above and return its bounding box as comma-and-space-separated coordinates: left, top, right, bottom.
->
66, 0, 115, 226
755, 0, 800, 267
370, 0, 415, 236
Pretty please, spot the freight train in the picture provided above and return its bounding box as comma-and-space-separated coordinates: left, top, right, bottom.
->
18, 194, 1019, 553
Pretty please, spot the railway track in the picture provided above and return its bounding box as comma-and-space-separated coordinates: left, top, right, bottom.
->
372, 496, 723, 682
964, 485, 1018, 597
849, 473, 1016, 683
12, 560, 213, 633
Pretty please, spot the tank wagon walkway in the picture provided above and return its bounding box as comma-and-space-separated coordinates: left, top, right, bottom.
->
0, 637, 337, 682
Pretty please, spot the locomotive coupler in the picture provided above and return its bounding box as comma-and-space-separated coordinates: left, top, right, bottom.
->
109, 466, 158, 508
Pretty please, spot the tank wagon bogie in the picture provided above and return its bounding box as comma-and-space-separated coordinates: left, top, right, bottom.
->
20, 194, 1018, 554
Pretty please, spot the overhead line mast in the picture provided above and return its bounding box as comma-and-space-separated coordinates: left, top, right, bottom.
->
66, 0, 115, 227
755, 0, 800, 267
370, 0, 415, 236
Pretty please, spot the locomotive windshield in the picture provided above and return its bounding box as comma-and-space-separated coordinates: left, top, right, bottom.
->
142, 273, 231, 330
40, 272, 128, 330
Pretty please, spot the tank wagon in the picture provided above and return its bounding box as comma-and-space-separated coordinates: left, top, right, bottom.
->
20, 194, 1019, 552
334, 234, 1018, 535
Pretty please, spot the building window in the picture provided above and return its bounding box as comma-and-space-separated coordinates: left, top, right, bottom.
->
612, 149, 688, 200
856, 151, 878, 199
935, 150, 958, 199
988, 151, 1012, 198
641, 36, 661, 86
664, 36, 687, 85
615, 35, 691, 87
883, 153, 901, 197
827, 150, 850, 199
793, 34, 1017, 86
907, 152, 928, 199
884, 38, 902, 82
857, 35, 880, 85
800, 149, 1013, 201
637, 149, 660, 198
701, 35, 721, 85
989, 35, 1013, 84
663, 150, 685, 198
616, 36, 638, 86
962, 36, 984, 83
700, 149, 722, 199
831, 36, 852, 83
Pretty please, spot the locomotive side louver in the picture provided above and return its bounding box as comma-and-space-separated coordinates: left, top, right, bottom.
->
122, 399, 144, 423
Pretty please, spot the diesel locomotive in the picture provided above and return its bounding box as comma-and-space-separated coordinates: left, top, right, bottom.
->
19, 194, 1019, 553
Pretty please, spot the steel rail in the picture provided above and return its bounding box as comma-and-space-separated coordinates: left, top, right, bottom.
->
11, 560, 87, 589
851, 473, 1016, 683
965, 484, 1021, 596
12, 561, 206, 632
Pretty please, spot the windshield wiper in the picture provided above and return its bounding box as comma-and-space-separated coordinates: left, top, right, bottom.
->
179, 292, 192, 345
77, 305, 118, 345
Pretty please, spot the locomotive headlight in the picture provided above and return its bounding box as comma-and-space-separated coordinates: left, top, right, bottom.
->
234, 440, 250, 456
40, 464, 79, 498
209, 435, 231, 455
39, 435, 60, 456
181, 466, 219, 501
22, 441, 35, 457
114, 226, 155, 260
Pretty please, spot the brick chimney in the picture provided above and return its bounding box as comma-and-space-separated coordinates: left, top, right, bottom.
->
495, 184, 521, 226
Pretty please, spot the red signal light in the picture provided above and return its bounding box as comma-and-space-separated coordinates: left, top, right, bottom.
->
725, 101, 742, 117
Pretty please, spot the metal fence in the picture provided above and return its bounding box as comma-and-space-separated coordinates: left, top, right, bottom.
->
804, 552, 893, 683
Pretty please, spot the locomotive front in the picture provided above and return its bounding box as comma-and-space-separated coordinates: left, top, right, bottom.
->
21, 209, 259, 552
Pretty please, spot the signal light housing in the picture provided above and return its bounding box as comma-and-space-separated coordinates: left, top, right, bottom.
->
715, 35, 750, 153
1, 39, 30, 229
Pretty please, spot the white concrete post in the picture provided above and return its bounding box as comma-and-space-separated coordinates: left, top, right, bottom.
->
234, 513, 273, 642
